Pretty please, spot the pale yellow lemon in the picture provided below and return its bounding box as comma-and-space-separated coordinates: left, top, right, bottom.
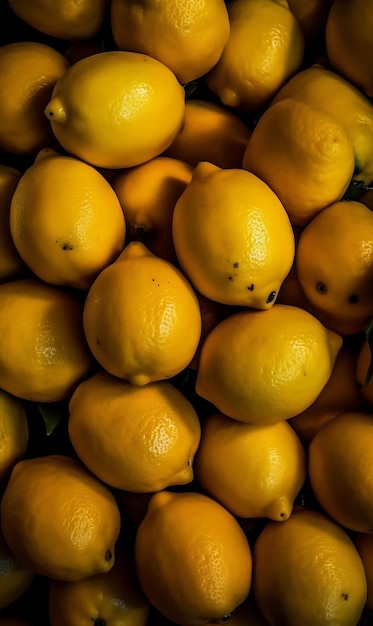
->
196, 304, 342, 424
252, 508, 367, 626
164, 99, 251, 169
10, 152, 126, 290
194, 412, 306, 521
0, 42, 69, 155
0, 454, 121, 581
309, 411, 373, 533
0, 278, 94, 403
83, 242, 201, 385
134, 490, 253, 626
172, 161, 295, 308
271, 64, 373, 186
205, 0, 305, 112
8, 0, 109, 40
326, 0, 373, 99
0, 164, 26, 283
110, 0, 230, 85
49, 540, 150, 626
112, 156, 193, 264
68, 371, 201, 492
242, 97, 355, 226
44, 51, 185, 169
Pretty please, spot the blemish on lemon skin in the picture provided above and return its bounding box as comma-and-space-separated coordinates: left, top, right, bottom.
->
341, 593, 348, 601
247, 284, 254, 291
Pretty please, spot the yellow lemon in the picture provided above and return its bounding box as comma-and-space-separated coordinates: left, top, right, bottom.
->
271, 64, 373, 186
110, 0, 230, 85
68, 370, 201, 492
242, 97, 355, 226
164, 99, 251, 169
0, 164, 26, 283
295, 200, 373, 336
286, 0, 333, 43
10, 152, 126, 290
308, 411, 373, 533
8, 0, 109, 40
194, 411, 306, 521
252, 508, 367, 626
325, 0, 373, 99
48, 540, 150, 626
172, 161, 295, 308
112, 156, 193, 264
83, 241, 201, 385
205, 0, 305, 112
0, 389, 29, 488
0, 526, 34, 610
0, 454, 121, 581
44, 51, 186, 169
196, 304, 342, 424
0, 278, 94, 403
0, 42, 69, 155
134, 490, 253, 626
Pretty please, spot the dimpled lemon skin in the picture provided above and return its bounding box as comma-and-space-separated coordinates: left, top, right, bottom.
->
172, 161, 295, 309
134, 490, 253, 626
252, 508, 367, 626
68, 371, 201, 492
0, 455, 121, 582
44, 51, 186, 169
196, 304, 342, 425
83, 242, 201, 386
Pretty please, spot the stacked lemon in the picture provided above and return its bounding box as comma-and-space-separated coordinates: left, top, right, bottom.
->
0, 1, 373, 626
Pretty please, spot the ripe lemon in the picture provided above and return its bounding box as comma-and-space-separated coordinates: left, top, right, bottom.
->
271, 64, 373, 186
68, 370, 201, 492
164, 99, 251, 169
44, 51, 186, 169
286, 0, 333, 43
172, 161, 295, 308
295, 200, 373, 336
49, 540, 150, 626
252, 508, 367, 626
309, 411, 373, 533
0, 278, 94, 403
242, 98, 355, 226
0, 164, 25, 282
8, 0, 109, 40
110, 0, 230, 85
134, 490, 253, 625
0, 389, 29, 488
0, 454, 121, 581
10, 152, 126, 290
112, 156, 193, 264
194, 411, 306, 521
205, 0, 305, 112
0, 42, 69, 155
0, 526, 34, 610
289, 342, 368, 444
354, 532, 373, 611
83, 241, 201, 385
325, 0, 373, 98
196, 304, 342, 424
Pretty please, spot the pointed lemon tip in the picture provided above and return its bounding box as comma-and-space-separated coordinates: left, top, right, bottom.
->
192, 161, 221, 181
44, 97, 67, 123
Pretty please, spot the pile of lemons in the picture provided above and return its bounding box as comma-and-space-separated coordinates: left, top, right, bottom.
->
1, 0, 373, 625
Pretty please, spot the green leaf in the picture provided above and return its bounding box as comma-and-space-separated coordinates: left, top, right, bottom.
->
184, 81, 198, 100
364, 318, 373, 388
343, 179, 373, 201
37, 402, 67, 436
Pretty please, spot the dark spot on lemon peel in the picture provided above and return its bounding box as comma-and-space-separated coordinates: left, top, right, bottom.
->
348, 294, 359, 303
233, 262, 239, 268
228, 276, 233, 281
62, 243, 74, 251
266, 291, 276, 303
341, 593, 348, 601
247, 284, 254, 291
316, 282, 327, 294
105, 550, 112, 561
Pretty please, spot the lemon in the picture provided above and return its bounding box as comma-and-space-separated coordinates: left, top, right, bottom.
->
0, 164, 25, 282
172, 161, 295, 308
0, 389, 29, 488
134, 490, 253, 626
196, 304, 342, 424
0, 526, 34, 610
194, 411, 306, 521
83, 242, 201, 385
44, 51, 186, 169
68, 371, 201, 492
